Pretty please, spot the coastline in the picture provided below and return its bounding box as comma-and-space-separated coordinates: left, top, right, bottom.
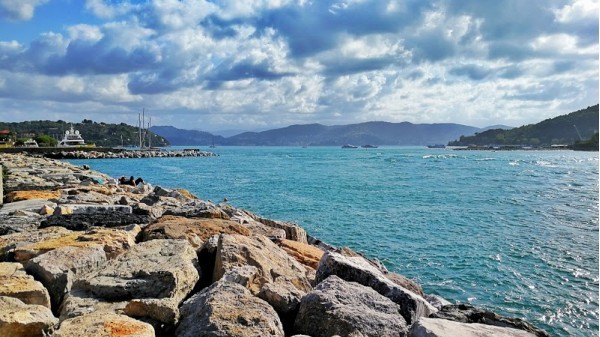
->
0, 153, 549, 337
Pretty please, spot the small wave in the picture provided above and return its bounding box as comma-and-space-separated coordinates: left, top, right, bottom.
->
475, 157, 496, 161
422, 154, 459, 160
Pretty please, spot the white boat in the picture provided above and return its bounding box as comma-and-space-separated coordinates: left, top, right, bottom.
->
23, 139, 38, 147
58, 125, 93, 147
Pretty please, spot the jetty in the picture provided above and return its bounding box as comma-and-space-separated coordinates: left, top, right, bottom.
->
0, 153, 548, 337
0, 147, 217, 159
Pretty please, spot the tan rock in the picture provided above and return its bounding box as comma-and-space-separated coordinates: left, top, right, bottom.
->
13, 226, 139, 262
53, 205, 73, 215
143, 215, 251, 248
0, 263, 51, 308
0, 226, 71, 261
124, 298, 180, 324
55, 313, 154, 337
39, 204, 55, 215
176, 189, 198, 200
214, 234, 311, 294
6, 190, 61, 202
0, 296, 58, 337
279, 239, 324, 270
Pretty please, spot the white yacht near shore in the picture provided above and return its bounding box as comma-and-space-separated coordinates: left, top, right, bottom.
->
58, 125, 94, 148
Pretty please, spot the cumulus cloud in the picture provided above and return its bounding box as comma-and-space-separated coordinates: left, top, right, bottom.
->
0, 0, 47, 21
0, 0, 597, 130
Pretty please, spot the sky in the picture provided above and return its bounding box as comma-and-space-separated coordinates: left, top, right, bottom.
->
0, 0, 598, 132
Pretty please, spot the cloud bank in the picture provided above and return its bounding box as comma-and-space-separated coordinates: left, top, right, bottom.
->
0, 0, 597, 130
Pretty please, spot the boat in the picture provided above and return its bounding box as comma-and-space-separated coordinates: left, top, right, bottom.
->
341, 144, 358, 148
58, 125, 94, 148
361, 144, 378, 148
427, 144, 446, 149
23, 139, 38, 148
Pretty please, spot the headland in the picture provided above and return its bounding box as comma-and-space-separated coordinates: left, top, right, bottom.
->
0, 152, 549, 337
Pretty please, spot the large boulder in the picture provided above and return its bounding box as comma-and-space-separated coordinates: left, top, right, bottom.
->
54, 312, 154, 337
316, 251, 436, 324
77, 239, 199, 304
0, 262, 51, 308
13, 226, 140, 262
58, 290, 128, 322
257, 217, 308, 243
176, 280, 284, 337
214, 234, 311, 294
142, 215, 251, 248
409, 317, 537, 337
40, 213, 151, 231
25, 245, 107, 311
0, 226, 71, 261
0, 211, 44, 235
431, 304, 549, 337
294, 275, 408, 337
0, 296, 58, 337
163, 200, 229, 219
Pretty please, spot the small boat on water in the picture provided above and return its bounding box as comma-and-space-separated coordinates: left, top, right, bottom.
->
361, 144, 378, 148
427, 144, 446, 149
23, 139, 39, 148
58, 125, 94, 148
342, 144, 358, 148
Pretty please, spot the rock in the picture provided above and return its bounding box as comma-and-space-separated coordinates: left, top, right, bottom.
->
53, 204, 133, 215
132, 202, 165, 218
278, 239, 324, 270
39, 204, 55, 215
124, 298, 180, 324
409, 317, 538, 337
131, 183, 153, 194
385, 271, 424, 297
142, 215, 251, 248
13, 226, 140, 262
257, 217, 308, 243
176, 280, 285, 337
0, 262, 51, 308
230, 211, 288, 240
259, 276, 304, 314
77, 239, 199, 304
0, 212, 44, 236
316, 251, 436, 325
164, 200, 230, 219
5, 190, 61, 202
175, 188, 198, 199
25, 245, 107, 311
0, 296, 57, 337
425, 294, 452, 310
53, 205, 73, 215
0, 199, 57, 215
214, 234, 311, 295
222, 265, 260, 288
54, 312, 155, 337
431, 304, 549, 337
294, 275, 408, 337
40, 213, 151, 231
0, 226, 71, 261
58, 290, 128, 322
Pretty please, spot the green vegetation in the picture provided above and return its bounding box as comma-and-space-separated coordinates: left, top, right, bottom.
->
0, 120, 169, 147
449, 105, 599, 147
571, 132, 599, 151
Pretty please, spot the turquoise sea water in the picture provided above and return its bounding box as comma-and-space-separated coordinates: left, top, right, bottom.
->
69, 147, 599, 336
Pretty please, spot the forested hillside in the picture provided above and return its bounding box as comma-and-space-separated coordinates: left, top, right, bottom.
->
449, 105, 599, 146
0, 120, 169, 147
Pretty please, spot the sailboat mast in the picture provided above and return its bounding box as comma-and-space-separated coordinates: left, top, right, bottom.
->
138, 113, 142, 149
148, 117, 152, 148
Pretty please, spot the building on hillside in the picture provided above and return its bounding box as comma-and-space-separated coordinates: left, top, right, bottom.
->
0, 129, 14, 148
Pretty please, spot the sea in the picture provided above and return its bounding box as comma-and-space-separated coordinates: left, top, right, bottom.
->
68, 146, 599, 337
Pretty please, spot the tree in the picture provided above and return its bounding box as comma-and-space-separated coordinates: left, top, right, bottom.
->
34, 134, 58, 147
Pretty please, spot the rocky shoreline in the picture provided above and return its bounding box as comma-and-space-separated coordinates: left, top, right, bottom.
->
0, 153, 549, 337
0, 148, 217, 160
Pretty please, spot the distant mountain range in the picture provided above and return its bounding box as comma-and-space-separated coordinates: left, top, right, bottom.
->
449, 104, 599, 146
151, 122, 512, 146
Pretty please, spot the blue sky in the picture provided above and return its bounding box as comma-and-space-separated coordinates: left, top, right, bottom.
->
0, 0, 597, 132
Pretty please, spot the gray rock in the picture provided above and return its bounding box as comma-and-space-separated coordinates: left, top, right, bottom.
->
164, 200, 229, 219
409, 317, 537, 337
176, 280, 284, 337
77, 239, 199, 304
0, 226, 72, 261
0, 199, 55, 215
424, 294, 452, 310
124, 298, 180, 324
258, 277, 304, 315
25, 245, 107, 312
431, 304, 549, 337
257, 217, 308, 243
222, 265, 260, 288
0, 212, 44, 235
0, 296, 58, 337
58, 290, 128, 322
316, 251, 436, 325
294, 275, 408, 337
58, 204, 133, 215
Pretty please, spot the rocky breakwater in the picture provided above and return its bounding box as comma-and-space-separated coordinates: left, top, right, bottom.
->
43, 148, 217, 160
0, 152, 550, 337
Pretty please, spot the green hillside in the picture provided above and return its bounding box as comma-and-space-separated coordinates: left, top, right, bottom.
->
449, 105, 599, 146
0, 120, 169, 147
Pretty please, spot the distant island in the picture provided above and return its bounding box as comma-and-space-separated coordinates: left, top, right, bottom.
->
448, 105, 599, 150
151, 122, 511, 147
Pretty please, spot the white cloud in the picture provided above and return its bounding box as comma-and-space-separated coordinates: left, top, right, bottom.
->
554, 0, 599, 23
0, 0, 47, 21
